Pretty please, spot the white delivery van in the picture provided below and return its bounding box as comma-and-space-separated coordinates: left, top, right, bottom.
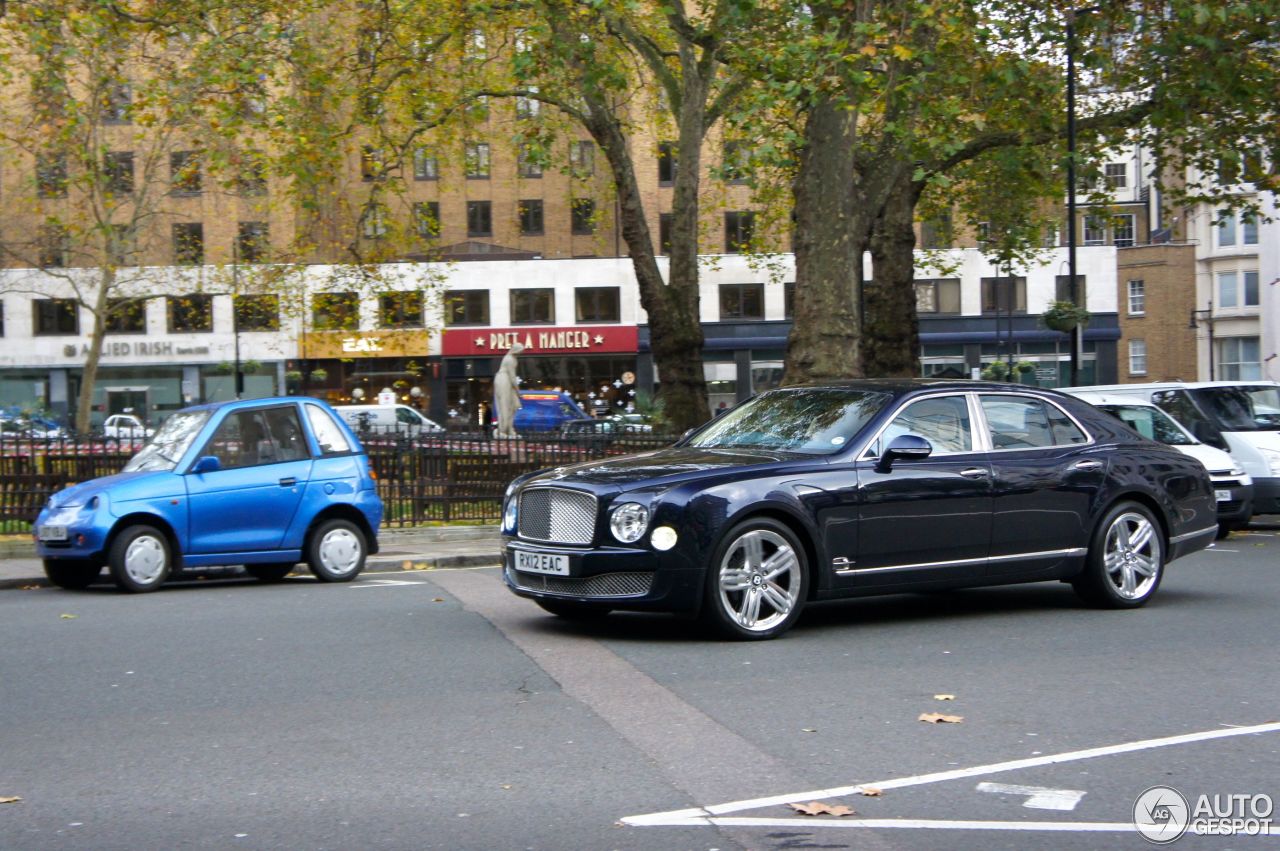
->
1070, 381, 1280, 517
334, 404, 444, 438
1063, 389, 1253, 536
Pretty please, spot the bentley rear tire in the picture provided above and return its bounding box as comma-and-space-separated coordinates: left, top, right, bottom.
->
1072, 501, 1164, 608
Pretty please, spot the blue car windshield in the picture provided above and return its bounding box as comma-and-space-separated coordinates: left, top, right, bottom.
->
123, 410, 211, 472
688, 388, 891, 455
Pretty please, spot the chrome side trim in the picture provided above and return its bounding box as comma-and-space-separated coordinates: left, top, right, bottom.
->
834, 547, 1087, 576
1170, 525, 1217, 544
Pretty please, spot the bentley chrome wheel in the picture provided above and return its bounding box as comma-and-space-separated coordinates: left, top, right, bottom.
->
717, 529, 802, 633
1103, 511, 1161, 600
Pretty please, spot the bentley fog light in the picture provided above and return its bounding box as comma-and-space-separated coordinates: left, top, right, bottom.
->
650, 526, 678, 551
610, 502, 649, 543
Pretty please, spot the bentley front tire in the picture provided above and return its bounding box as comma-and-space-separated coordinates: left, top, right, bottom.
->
702, 518, 807, 640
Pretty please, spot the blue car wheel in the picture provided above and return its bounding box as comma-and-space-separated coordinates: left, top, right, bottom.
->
307, 518, 367, 582
109, 524, 172, 593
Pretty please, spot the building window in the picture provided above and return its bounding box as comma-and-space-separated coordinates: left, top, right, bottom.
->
361, 146, 387, 182
915, 279, 961, 314
981, 277, 1027, 314
1127, 279, 1145, 315
36, 152, 67, 198
413, 201, 439, 238
1216, 209, 1236, 247
312, 292, 359, 331
724, 211, 755, 253
236, 222, 269, 263
1128, 339, 1147, 375
237, 153, 268, 196
569, 140, 594, 177
1242, 212, 1258, 245
920, 213, 952, 249
517, 144, 543, 178
0, 301, 4, 337
1216, 271, 1257, 309
103, 151, 134, 195
105, 298, 146, 334
515, 89, 540, 120
1055, 274, 1088, 307
1105, 163, 1127, 189
38, 224, 70, 268
234, 295, 280, 331
360, 203, 388, 239
722, 141, 750, 184
659, 213, 673, 255
784, 281, 795, 319
167, 294, 213, 333
1112, 213, 1135, 248
519, 199, 544, 236
172, 223, 204, 265
379, 291, 424, 329
413, 147, 439, 180
1082, 215, 1106, 245
657, 141, 677, 184
444, 290, 489, 326
1218, 337, 1262, 380
170, 151, 202, 195
33, 298, 79, 335
575, 287, 620, 323
719, 283, 764, 320
465, 142, 490, 178
104, 82, 131, 123
571, 198, 596, 235
467, 200, 492, 237
511, 288, 555, 324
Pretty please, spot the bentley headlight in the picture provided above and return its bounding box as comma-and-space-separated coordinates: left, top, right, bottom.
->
610, 502, 649, 543
502, 489, 519, 534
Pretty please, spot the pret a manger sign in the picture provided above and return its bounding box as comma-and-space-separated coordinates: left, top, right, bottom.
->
442, 325, 638, 356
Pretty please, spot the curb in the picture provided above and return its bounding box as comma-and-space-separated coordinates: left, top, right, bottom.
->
0, 552, 501, 591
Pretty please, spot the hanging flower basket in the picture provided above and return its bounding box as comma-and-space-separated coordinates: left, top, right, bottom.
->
1042, 300, 1090, 333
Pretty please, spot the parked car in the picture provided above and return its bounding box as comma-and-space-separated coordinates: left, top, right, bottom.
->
606, 413, 655, 433
102, 413, 155, 441
1063, 389, 1252, 537
36, 397, 382, 592
501, 380, 1217, 640
1073, 382, 1280, 516
0, 414, 65, 440
334, 404, 444, 438
510, 391, 593, 433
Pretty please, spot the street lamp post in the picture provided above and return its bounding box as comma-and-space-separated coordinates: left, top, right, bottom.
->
1189, 301, 1216, 380
1065, 5, 1101, 386
232, 238, 244, 399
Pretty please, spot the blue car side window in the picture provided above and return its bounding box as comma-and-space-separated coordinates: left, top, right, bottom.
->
306, 405, 351, 455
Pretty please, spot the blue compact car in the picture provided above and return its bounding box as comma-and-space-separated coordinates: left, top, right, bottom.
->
36, 397, 382, 592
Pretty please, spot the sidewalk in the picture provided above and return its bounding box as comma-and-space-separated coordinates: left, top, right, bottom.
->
0, 525, 503, 589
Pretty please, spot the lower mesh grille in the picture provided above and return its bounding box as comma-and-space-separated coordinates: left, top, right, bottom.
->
507, 566, 653, 598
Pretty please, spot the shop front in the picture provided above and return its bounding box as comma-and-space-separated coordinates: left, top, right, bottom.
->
294, 329, 435, 413
439, 325, 640, 429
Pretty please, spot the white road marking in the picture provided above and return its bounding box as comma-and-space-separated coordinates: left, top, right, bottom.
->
1207, 548, 1240, 553
623, 817, 1278, 834
622, 720, 1280, 829
349, 578, 431, 588
974, 782, 1086, 810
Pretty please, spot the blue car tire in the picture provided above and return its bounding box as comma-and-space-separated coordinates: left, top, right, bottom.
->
109, 524, 172, 593
246, 565, 295, 582
43, 559, 101, 590
307, 518, 367, 582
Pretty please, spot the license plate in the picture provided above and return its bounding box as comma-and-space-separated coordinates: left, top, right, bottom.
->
514, 550, 570, 576
38, 524, 68, 542
1215, 489, 1232, 502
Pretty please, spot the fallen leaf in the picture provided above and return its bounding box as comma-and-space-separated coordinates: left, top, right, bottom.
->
919, 712, 964, 724
20, 585, 41, 591
402, 560, 413, 570
933, 694, 956, 701
432, 597, 445, 602
59, 613, 78, 619
788, 801, 855, 817
0, 796, 20, 804
501, 784, 513, 790
859, 787, 883, 797
801, 728, 817, 733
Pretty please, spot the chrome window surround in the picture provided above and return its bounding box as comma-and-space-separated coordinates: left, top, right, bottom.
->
860, 392, 983, 459
973, 391, 1095, 453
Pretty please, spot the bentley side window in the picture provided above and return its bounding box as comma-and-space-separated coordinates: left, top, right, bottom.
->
874, 395, 973, 456
980, 396, 1086, 449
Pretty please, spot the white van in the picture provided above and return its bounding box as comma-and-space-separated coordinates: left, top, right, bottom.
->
1063, 390, 1253, 535
1069, 381, 1280, 517
334, 404, 444, 438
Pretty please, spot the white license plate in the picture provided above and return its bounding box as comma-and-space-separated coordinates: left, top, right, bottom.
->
514, 550, 570, 576
38, 524, 68, 542
1215, 489, 1232, 502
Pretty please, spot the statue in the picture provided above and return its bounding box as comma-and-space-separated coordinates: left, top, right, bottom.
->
493, 342, 525, 438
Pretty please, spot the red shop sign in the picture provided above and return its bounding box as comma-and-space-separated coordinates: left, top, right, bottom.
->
442, 325, 639, 356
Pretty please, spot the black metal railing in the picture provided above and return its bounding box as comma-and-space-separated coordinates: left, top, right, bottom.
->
0, 430, 681, 533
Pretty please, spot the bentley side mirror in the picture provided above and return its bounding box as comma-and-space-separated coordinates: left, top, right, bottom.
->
190, 455, 221, 475
877, 434, 933, 473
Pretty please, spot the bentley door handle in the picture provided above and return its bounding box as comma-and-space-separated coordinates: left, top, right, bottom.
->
1070, 460, 1102, 472
959, 468, 989, 479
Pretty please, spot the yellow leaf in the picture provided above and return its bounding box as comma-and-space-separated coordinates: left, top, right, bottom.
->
934, 694, 956, 701
788, 801, 855, 817
59, 613, 78, 619
432, 597, 445, 602
402, 560, 413, 570
0, 796, 20, 804
892, 44, 914, 61
919, 712, 964, 724
859, 44, 878, 57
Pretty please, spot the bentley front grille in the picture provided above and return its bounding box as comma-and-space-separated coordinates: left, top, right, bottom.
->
517, 487, 597, 545
506, 566, 654, 598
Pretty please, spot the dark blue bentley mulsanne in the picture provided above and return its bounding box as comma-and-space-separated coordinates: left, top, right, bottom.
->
502, 380, 1218, 639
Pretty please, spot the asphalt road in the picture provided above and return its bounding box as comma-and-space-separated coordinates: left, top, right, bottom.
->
1, 527, 1278, 850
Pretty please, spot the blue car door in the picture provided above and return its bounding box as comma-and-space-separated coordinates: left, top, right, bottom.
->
186, 405, 313, 553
